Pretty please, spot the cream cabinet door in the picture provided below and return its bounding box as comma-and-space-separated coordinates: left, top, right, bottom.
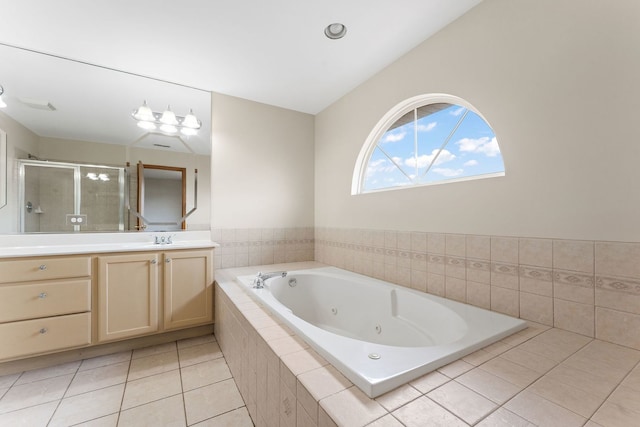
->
163, 249, 213, 330
98, 253, 159, 342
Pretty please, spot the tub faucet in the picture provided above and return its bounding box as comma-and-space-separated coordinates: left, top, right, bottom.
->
253, 271, 287, 289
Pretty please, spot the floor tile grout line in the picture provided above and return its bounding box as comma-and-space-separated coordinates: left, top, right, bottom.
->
177, 339, 190, 427
583, 356, 640, 423
187, 403, 247, 427
114, 351, 134, 427
45, 363, 81, 427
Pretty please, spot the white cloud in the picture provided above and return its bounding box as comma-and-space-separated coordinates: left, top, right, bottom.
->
366, 156, 405, 177
450, 106, 466, 116
432, 168, 464, 177
404, 149, 456, 169
456, 136, 500, 157
417, 121, 436, 132
464, 159, 478, 167
382, 131, 406, 143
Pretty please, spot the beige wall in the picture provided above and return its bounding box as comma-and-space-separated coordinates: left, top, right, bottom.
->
211, 93, 315, 229
315, 0, 640, 242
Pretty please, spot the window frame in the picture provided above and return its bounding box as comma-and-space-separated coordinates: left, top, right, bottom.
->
351, 93, 504, 195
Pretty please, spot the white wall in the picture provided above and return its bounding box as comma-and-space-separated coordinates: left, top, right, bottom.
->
314, 0, 640, 242
211, 93, 315, 229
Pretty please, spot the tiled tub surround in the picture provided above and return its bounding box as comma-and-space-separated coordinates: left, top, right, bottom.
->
215, 262, 640, 426
314, 228, 640, 351
212, 227, 315, 269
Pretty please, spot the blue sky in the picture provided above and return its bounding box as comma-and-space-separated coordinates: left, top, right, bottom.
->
364, 104, 504, 191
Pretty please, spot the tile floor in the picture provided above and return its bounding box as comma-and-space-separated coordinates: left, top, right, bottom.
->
4, 327, 640, 426
0, 334, 253, 427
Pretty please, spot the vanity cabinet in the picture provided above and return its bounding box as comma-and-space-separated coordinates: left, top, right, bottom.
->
97, 253, 159, 342
0, 256, 92, 361
164, 250, 213, 330
97, 248, 213, 342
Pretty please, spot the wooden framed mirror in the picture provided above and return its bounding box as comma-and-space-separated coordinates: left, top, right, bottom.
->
137, 163, 186, 231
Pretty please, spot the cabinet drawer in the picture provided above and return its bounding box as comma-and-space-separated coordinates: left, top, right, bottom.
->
0, 312, 91, 361
0, 279, 91, 323
0, 256, 91, 283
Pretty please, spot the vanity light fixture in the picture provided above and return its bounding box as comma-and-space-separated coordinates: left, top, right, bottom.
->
324, 23, 347, 40
132, 101, 202, 136
0, 85, 7, 108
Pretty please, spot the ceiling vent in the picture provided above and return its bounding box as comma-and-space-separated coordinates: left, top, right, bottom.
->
18, 97, 56, 111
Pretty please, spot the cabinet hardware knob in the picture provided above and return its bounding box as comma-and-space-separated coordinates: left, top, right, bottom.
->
39, 328, 48, 334
150, 259, 157, 264
39, 264, 47, 271
165, 258, 171, 263
38, 292, 47, 299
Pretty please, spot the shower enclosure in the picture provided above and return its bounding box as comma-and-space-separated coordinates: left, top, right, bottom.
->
19, 159, 125, 233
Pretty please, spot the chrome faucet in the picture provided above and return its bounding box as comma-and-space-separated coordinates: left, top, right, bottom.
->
252, 271, 287, 289
153, 234, 174, 245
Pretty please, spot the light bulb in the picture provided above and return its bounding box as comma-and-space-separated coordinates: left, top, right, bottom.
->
0, 95, 6, 108
180, 127, 198, 136
137, 121, 156, 131
160, 124, 178, 134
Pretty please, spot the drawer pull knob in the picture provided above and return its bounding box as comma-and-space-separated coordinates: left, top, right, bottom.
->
39, 264, 47, 271
38, 292, 47, 299
165, 258, 171, 263
150, 259, 157, 264
39, 328, 48, 334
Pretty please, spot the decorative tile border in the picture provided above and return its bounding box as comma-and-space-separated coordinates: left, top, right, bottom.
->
554, 270, 594, 289
519, 266, 553, 282
596, 276, 640, 296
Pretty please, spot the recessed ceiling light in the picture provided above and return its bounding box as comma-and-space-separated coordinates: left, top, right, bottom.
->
324, 23, 347, 40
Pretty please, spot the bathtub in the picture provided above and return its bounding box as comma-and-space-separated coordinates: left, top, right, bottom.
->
236, 267, 527, 397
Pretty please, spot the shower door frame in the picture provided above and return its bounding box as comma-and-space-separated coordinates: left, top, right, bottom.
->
18, 159, 125, 232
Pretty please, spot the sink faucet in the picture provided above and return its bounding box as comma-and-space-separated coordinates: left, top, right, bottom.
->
252, 271, 287, 289
153, 234, 174, 245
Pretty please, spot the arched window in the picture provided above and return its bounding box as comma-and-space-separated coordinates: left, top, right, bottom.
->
352, 94, 504, 194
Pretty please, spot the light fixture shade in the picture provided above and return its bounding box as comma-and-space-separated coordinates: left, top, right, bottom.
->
182, 109, 201, 129
160, 105, 179, 125
132, 101, 199, 136
132, 100, 154, 121
0, 95, 6, 109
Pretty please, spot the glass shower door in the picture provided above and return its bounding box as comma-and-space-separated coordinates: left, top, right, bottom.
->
21, 163, 76, 233
19, 160, 125, 232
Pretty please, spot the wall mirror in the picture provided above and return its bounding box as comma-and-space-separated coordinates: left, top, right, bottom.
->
0, 43, 211, 233
0, 128, 6, 210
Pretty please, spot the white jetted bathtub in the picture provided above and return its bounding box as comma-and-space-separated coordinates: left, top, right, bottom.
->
237, 267, 527, 397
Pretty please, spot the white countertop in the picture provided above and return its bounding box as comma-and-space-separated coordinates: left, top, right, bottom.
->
0, 231, 219, 258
